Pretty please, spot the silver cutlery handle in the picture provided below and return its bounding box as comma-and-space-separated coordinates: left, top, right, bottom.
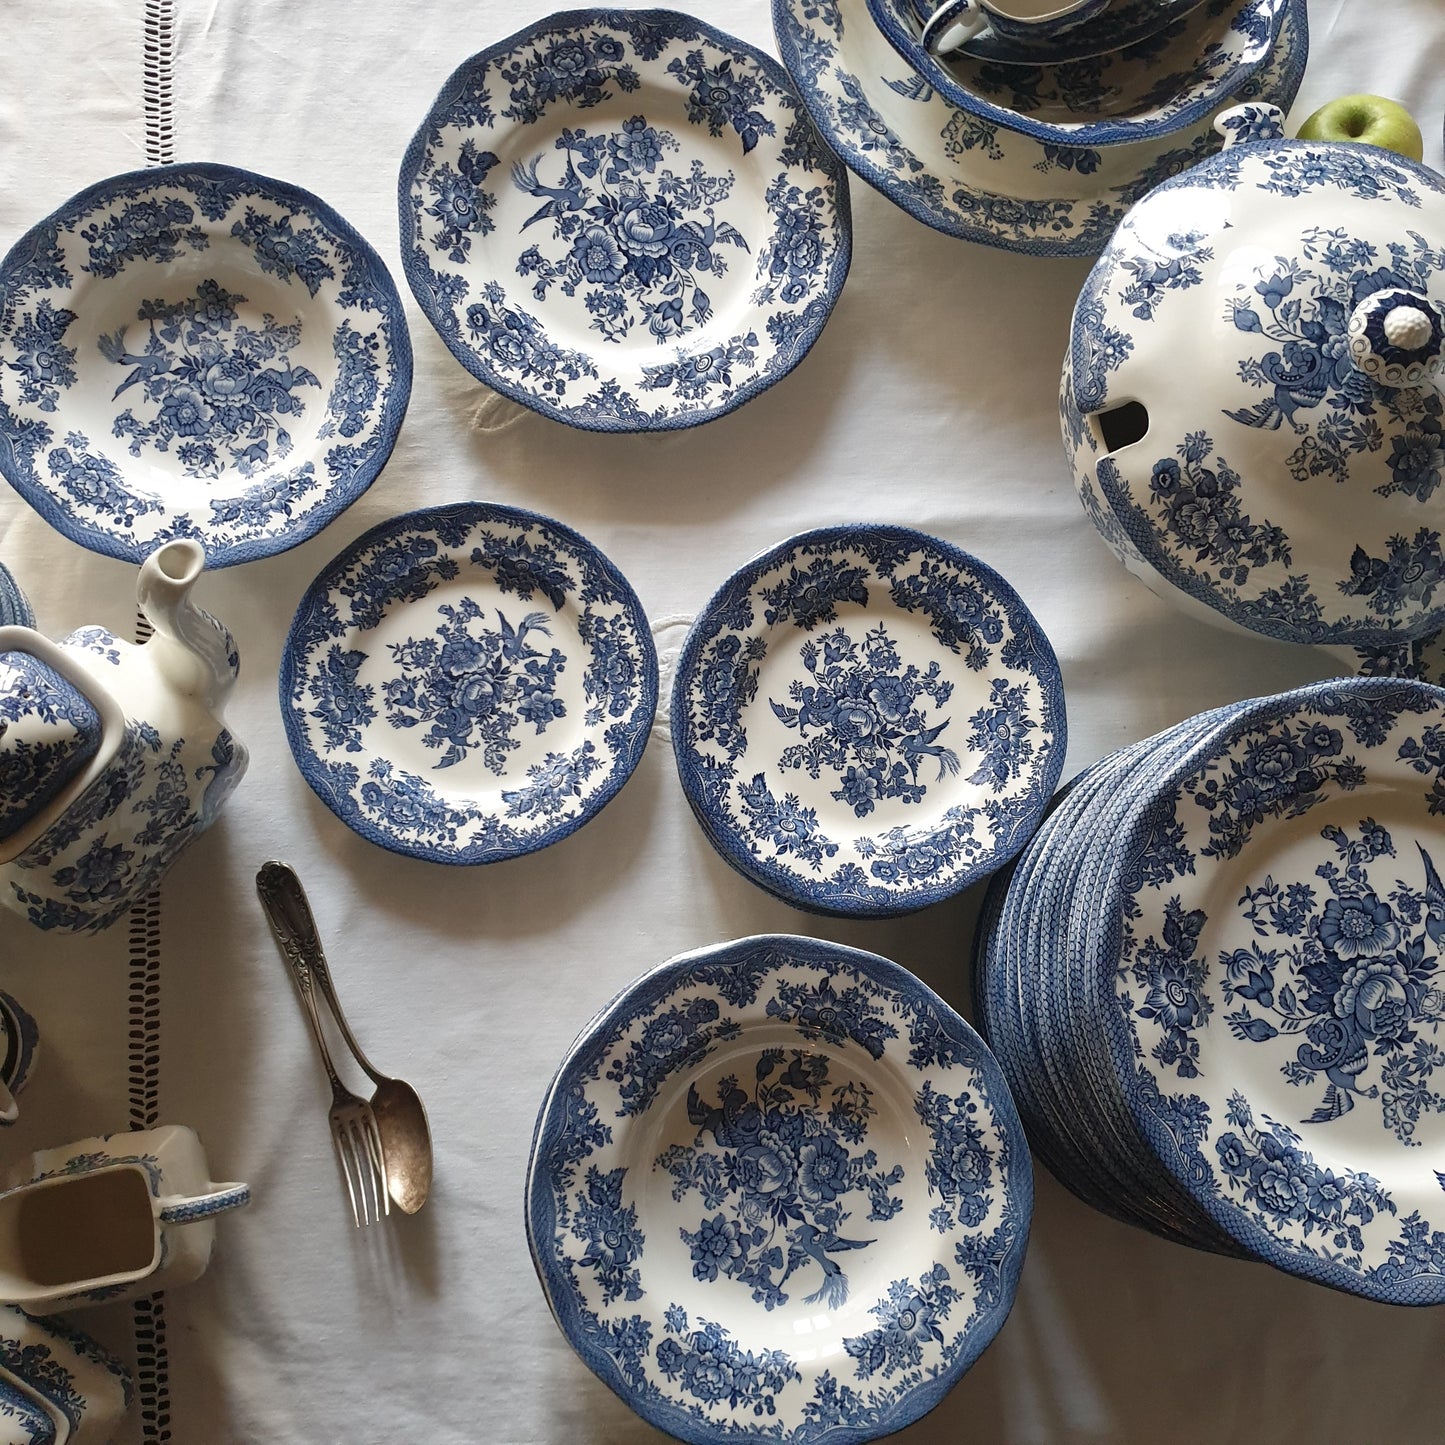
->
257, 861, 349, 1093
255, 861, 382, 1084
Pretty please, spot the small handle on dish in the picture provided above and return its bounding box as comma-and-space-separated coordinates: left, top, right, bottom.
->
1213, 103, 1287, 150
922, 0, 988, 52
157, 1182, 251, 1225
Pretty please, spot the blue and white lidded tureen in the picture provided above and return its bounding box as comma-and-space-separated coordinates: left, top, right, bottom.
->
1062, 104, 1445, 648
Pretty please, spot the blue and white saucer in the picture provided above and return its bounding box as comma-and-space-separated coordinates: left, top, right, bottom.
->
526, 934, 1032, 1443
671, 526, 1065, 916
0, 164, 412, 567
280, 503, 657, 863
399, 9, 851, 432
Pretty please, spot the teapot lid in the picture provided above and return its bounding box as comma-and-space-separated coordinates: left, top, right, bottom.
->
1067, 113, 1445, 645
0, 648, 103, 843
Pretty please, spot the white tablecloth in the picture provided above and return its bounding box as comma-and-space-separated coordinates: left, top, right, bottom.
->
2, 1, 1444, 1440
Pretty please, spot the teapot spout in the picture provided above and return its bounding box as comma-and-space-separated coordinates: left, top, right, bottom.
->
136, 540, 239, 706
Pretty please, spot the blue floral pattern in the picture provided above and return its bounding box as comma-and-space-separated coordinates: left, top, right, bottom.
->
774, 0, 1306, 257
400, 11, 849, 431
0, 164, 410, 567
1063, 141, 1445, 645
527, 935, 1032, 1441
0, 651, 102, 839
673, 526, 1065, 916
282, 503, 656, 864
1112, 684, 1445, 1298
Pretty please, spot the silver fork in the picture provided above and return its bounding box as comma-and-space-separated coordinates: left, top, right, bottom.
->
257, 863, 389, 1227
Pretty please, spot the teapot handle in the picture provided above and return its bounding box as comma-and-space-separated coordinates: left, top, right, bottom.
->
157, 1182, 251, 1225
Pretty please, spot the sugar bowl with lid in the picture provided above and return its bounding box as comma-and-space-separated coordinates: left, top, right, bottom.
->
1062, 103, 1445, 649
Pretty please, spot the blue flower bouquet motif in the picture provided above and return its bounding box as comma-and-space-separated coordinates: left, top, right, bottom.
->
1062, 139, 1445, 646
1109, 679, 1445, 1301
526, 935, 1032, 1443
672, 526, 1065, 916
280, 502, 656, 863
399, 10, 851, 431
0, 164, 411, 566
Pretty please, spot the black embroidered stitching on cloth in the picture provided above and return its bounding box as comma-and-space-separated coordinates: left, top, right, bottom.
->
132, 1, 175, 1437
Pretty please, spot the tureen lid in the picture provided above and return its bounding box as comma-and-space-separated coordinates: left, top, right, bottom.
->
0, 647, 103, 841
1067, 105, 1445, 645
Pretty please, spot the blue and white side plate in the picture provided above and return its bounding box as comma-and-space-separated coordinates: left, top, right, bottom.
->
1109, 679, 1445, 1300
398, 8, 851, 432
526, 934, 1032, 1443
672, 526, 1065, 916
280, 502, 657, 863
0, 164, 412, 567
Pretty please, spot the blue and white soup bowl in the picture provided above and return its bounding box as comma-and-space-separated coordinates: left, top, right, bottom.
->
527, 935, 1032, 1443
1063, 104, 1445, 649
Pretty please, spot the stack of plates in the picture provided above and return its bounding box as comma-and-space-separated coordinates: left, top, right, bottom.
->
974, 675, 1445, 1301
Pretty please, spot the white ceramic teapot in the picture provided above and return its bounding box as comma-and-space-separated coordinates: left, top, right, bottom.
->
0, 539, 247, 932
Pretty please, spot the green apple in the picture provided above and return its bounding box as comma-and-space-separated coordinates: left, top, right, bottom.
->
1295, 93, 1424, 163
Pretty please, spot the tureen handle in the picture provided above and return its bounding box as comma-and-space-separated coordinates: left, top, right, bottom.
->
1348, 289, 1445, 390
1213, 103, 1287, 150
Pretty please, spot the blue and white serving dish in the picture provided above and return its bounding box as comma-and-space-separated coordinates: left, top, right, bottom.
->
1064, 107, 1445, 647
0, 1304, 133, 1443
773, 0, 1305, 255
870, 0, 1288, 148
281, 502, 657, 863
671, 527, 1065, 916
0, 164, 411, 568
527, 934, 1032, 1442
398, 9, 851, 432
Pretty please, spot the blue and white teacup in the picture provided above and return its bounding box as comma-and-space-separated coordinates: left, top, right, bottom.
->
0, 1124, 248, 1313
0, 993, 38, 1127
913, 0, 1112, 52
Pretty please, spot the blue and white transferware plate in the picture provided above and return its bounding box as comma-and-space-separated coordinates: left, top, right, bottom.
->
1106, 679, 1445, 1300
0, 564, 31, 630
672, 527, 1065, 916
526, 934, 1032, 1442
280, 503, 656, 863
773, 0, 1305, 256
0, 164, 411, 567
1064, 127, 1445, 647
398, 9, 851, 432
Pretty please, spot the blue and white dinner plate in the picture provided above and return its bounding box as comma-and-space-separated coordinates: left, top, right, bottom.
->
1105, 678, 1445, 1301
280, 502, 657, 863
526, 934, 1032, 1444
398, 9, 851, 432
0, 164, 411, 567
671, 526, 1066, 917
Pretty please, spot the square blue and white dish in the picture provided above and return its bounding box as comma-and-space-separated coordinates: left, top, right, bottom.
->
526, 934, 1032, 1443
280, 502, 657, 863
399, 9, 851, 432
0, 164, 412, 567
671, 526, 1065, 916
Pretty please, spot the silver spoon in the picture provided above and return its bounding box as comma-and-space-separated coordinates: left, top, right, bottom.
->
256, 861, 433, 1214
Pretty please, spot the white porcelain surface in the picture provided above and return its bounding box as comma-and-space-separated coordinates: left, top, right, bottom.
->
0, 541, 247, 933
0, 1124, 248, 1313
1064, 130, 1445, 645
